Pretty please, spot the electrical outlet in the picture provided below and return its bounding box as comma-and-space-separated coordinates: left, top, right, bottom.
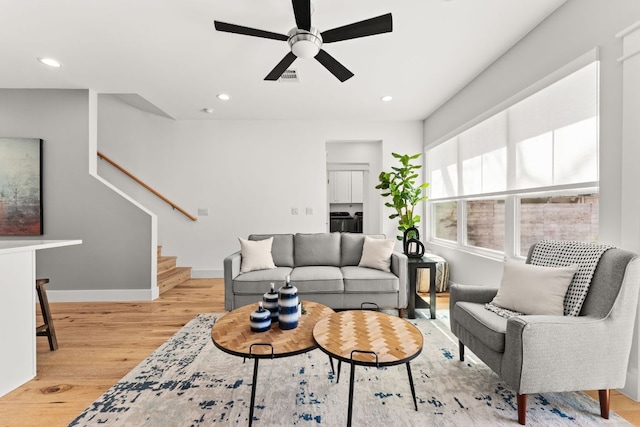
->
197, 208, 209, 216
291, 207, 299, 215
306, 207, 313, 215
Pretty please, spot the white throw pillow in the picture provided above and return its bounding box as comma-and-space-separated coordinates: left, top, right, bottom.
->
491, 261, 578, 316
358, 236, 395, 272
239, 237, 276, 273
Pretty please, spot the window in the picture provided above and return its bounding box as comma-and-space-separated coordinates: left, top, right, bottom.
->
427, 58, 599, 258
519, 192, 598, 255
433, 201, 457, 242
466, 199, 505, 252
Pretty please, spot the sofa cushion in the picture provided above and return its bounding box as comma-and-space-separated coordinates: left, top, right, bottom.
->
454, 301, 508, 353
358, 236, 395, 272
249, 234, 294, 267
341, 266, 399, 293
290, 266, 344, 293
233, 266, 293, 294
294, 233, 341, 267
341, 233, 386, 266
239, 237, 276, 273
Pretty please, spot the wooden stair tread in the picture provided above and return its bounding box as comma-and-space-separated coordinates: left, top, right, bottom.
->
156, 246, 191, 295
158, 266, 192, 294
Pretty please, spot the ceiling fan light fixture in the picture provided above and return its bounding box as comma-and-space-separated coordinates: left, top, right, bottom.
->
288, 27, 322, 59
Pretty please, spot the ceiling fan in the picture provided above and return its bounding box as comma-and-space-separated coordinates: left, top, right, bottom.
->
214, 0, 392, 82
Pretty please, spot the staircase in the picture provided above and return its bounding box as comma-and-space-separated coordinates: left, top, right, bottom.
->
157, 246, 192, 294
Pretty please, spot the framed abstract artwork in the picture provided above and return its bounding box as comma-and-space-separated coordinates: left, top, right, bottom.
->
0, 138, 43, 235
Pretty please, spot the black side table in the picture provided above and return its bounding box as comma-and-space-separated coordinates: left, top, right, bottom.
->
407, 256, 438, 319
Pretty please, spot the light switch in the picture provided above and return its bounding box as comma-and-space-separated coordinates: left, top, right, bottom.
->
198, 208, 209, 216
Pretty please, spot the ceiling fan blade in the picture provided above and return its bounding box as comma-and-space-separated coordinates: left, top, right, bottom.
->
315, 49, 354, 82
214, 21, 288, 41
265, 52, 297, 81
292, 0, 311, 31
321, 13, 393, 43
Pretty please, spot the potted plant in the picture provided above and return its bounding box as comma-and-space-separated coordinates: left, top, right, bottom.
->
376, 152, 429, 241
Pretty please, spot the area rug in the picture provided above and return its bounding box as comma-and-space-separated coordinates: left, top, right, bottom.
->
69, 312, 632, 426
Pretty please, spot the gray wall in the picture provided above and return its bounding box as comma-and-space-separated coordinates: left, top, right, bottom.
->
0, 89, 153, 297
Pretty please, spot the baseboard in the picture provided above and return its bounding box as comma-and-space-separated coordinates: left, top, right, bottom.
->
46, 288, 158, 302
192, 269, 223, 279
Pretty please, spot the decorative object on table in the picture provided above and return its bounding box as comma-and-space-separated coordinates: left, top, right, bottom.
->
403, 226, 425, 258
0, 137, 43, 236
278, 275, 299, 330
376, 152, 429, 241
262, 282, 279, 322
249, 302, 271, 333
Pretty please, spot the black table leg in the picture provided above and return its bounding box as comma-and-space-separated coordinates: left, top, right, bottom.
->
408, 264, 417, 319
347, 361, 356, 427
406, 362, 418, 411
337, 360, 342, 383
249, 358, 259, 427
329, 356, 335, 376
429, 265, 436, 320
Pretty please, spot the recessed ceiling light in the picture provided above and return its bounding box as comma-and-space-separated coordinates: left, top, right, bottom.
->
37, 57, 62, 68
203, 108, 215, 114
381, 95, 393, 102
217, 93, 231, 101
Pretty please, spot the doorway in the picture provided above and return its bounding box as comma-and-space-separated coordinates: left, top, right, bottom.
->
325, 141, 382, 234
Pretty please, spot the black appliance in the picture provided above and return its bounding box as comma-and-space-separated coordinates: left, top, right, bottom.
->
330, 211, 355, 232
353, 212, 363, 233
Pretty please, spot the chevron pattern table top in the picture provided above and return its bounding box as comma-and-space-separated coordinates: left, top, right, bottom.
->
211, 301, 334, 358
313, 310, 424, 366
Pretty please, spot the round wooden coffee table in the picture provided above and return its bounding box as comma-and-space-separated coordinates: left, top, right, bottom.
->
313, 310, 423, 427
211, 301, 334, 426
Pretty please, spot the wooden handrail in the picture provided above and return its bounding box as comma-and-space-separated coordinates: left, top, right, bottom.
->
97, 151, 197, 221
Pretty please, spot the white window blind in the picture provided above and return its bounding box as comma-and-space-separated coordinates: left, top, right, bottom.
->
428, 137, 458, 198
427, 61, 598, 198
459, 111, 507, 195
511, 62, 599, 189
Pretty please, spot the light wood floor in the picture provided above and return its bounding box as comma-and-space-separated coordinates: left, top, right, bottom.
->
0, 280, 638, 426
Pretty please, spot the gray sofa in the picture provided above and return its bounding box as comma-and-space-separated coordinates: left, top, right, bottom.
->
450, 241, 640, 424
223, 232, 408, 313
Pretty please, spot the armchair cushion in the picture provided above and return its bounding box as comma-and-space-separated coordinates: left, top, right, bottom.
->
454, 302, 508, 353
490, 261, 578, 316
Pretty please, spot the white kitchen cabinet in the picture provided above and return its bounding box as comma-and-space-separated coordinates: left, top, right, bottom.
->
329, 171, 363, 203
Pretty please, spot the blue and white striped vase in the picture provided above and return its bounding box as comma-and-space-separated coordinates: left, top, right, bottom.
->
278, 275, 299, 330
262, 282, 279, 323
249, 302, 271, 333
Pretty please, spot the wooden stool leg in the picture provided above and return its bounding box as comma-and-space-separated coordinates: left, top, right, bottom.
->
36, 279, 58, 351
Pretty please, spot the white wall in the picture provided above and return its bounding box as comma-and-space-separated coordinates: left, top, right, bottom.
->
423, 0, 640, 284
97, 94, 423, 277
0, 89, 154, 299
422, 0, 640, 399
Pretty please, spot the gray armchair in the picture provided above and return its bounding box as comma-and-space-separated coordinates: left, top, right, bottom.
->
450, 242, 640, 425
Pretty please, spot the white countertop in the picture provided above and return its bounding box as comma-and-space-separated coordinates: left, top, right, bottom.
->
0, 240, 82, 255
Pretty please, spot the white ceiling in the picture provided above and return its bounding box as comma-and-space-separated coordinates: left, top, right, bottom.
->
0, 0, 566, 121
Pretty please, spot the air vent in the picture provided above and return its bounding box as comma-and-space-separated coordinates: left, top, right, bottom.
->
279, 69, 299, 82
